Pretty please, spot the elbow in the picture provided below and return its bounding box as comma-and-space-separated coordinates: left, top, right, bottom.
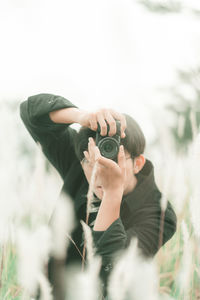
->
167, 214, 177, 241
19, 100, 27, 123
161, 211, 177, 249
163, 201, 177, 242
166, 204, 177, 239
19, 99, 35, 131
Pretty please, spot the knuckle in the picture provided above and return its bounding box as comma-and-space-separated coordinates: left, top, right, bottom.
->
90, 121, 97, 130
110, 120, 116, 127
91, 124, 97, 130
90, 112, 96, 120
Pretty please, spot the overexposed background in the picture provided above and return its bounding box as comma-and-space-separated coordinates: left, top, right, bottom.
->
1, 1, 200, 299
0, 0, 200, 143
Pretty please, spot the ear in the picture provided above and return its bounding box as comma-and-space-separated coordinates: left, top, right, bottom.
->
133, 155, 146, 174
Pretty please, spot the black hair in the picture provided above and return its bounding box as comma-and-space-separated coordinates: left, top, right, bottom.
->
74, 114, 146, 162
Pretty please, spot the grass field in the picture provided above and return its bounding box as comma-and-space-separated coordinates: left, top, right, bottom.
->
1, 204, 200, 300
1, 104, 200, 300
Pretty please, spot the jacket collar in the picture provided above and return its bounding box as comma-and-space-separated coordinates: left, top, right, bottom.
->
74, 158, 159, 216
121, 159, 160, 213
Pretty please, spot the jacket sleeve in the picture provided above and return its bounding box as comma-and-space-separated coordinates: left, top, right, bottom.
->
91, 218, 127, 296
91, 200, 177, 294
20, 93, 78, 180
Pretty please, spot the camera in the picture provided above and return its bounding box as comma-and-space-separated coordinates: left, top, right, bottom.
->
96, 120, 121, 162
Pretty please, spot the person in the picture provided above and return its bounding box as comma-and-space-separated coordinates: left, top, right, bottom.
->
20, 93, 177, 299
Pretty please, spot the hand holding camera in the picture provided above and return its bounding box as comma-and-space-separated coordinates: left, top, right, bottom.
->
80, 108, 127, 196
84, 137, 126, 196
78, 108, 127, 138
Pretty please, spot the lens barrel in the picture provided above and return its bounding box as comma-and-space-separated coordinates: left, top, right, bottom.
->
96, 120, 121, 161
98, 137, 119, 160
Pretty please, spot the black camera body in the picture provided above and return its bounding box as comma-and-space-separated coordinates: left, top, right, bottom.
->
96, 120, 121, 162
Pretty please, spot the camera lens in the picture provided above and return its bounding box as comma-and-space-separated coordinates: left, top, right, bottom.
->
104, 143, 113, 153
98, 137, 119, 160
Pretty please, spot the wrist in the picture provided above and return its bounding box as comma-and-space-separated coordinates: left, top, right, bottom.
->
76, 109, 90, 127
67, 108, 85, 124
103, 187, 124, 198
93, 197, 120, 231
103, 188, 123, 207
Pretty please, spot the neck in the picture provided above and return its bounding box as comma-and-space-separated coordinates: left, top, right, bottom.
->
123, 176, 138, 196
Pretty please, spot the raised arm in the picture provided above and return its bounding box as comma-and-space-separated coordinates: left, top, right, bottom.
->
20, 93, 84, 179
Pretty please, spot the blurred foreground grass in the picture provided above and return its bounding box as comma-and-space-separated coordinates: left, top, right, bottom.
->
1, 198, 200, 300
156, 200, 200, 299
0, 245, 22, 300
1, 98, 200, 300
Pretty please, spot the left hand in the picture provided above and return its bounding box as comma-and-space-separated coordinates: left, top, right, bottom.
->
84, 137, 126, 195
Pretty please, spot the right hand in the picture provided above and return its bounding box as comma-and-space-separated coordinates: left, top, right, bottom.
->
84, 138, 126, 195
78, 108, 127, 138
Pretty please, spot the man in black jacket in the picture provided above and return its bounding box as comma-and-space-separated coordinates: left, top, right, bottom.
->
20, 93, 177, 299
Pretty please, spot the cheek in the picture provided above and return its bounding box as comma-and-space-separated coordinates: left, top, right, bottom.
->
125, 161, 134, 180
125, 168, 132, 184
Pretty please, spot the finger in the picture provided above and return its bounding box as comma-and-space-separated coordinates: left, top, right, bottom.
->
94, 146, 101, 162
89, 136, 96, 146
109, 110, 127, 138
120, 116, 127, 138
88, 137, 96, 162
97, 112, 108, 136
104, 111, 117, 136
117, 145, 126, 173
83, 150, 90, 161
89, 113, 98, 131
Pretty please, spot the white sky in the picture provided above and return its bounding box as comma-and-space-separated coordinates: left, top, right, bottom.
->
0, 0, 199, 142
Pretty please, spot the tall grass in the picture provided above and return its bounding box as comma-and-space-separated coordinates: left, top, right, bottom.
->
1, 101, 200, 299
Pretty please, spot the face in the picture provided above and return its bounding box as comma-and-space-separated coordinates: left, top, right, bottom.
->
80, 149, 137, 200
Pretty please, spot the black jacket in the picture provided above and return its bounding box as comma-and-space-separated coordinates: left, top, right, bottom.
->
20, 93, 177, 298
